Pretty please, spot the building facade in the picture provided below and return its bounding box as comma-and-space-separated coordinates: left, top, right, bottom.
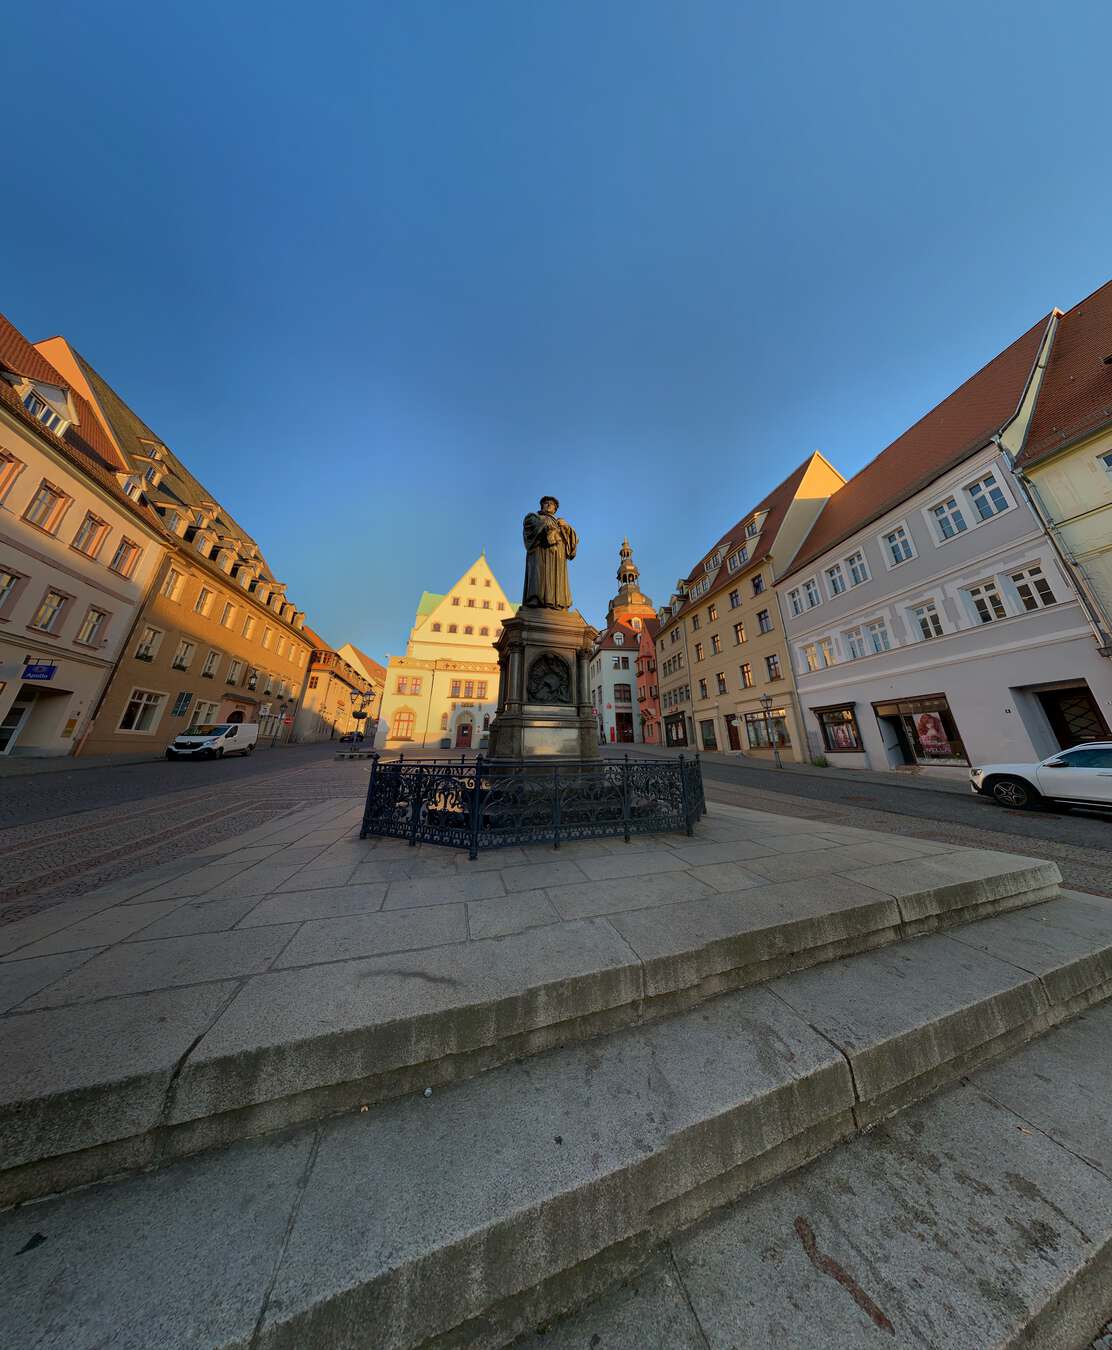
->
635, 619, 661, 744
588, 539, 658, 744
780, 311, 1112, 771
655, 453, 845, 758
0, 315, 168, 757
375, 555, 514, 751
337, 643, 387, 738
38, 337, 313, 755
295, 632, 374, 742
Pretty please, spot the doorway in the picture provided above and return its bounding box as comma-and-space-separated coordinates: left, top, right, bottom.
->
1037, 686, 1110, 749
615, 711, 634, 743
725, 714, 741, 751
0, 699, 32, 754
872, 695, 968, 766
455, 720, 473, 749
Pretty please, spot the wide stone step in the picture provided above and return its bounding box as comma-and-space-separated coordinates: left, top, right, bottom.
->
0, 830, 1061, 1208
2, 891, 1109, 1350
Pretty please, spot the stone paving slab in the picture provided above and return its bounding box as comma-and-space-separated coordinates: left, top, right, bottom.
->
0, 802, 1069, 1206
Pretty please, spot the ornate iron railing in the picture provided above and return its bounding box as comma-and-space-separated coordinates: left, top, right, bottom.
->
360, 754, 705, 859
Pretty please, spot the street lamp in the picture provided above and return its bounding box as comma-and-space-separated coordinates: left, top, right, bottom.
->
758, 691, 783, 769
349, 686, 375, 745
271, 701, 289, 749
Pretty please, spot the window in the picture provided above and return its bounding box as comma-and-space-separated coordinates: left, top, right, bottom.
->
614, 683, 633, 703
845, 628, 867, 660
787, 588, 803, 617
0, 568, 22, 611
448, 624, 457, 633
194, 587, 214, 616
227, 659, 243, 685
740, 662, 754, 688
242, 614, 257, 639
1099, 450, 1112, 475
263, 674, 273, 695
201, 650, 221, 679
931, 496, 967, 540
497, 602, 505, 611
866, 619, 891, 652
705, 603, 717, 623
308, 674, 319, 690
170, 691, 193, 717
440, 712, 449, 730
161, 567, 185, 601
826, 562, 846, 596
710, 633, 722, 654
480, 626, 489, 635
463, 680, 475, 697
803, 578, 820, 608
1010, 565, 1057, 611
261, 626, 273, 649
30, 589, 67, 631
22, 388, 66, 432
482, 600, 490, 609
817, 637, 835, 667
715, 672, 728, 694
220, 602, 236, 628
728, 589, 740, 609
432, 622, 442, 632
727, 546, 748, 571
464, 625, 473, 635
410, 677, 422, 694
968, 581, 1006, 624
757, 609, 773, 634
118, 689, 164, 732
801, 642, 820, 672
815, 706, 862, 753
135, 625, 162, 660
765, 653, 783, 680
24, 481, 69, 532
752, 574, 766, 596
698, 678, 708, 699
71, 513, 108, 557
967, 472, 1008, 521
694, 642, 704, 661
188, 701, 219, 730
467, 598, 475, 608
76, 607, 108, 645
108, 538, 141, 577
391, 710, 415, 739
913, 602, 944, 640
612, 654, 630, 669
172, 639, 195, 670
884, 525, 914, 566
732, 621, 746, 645
846, 551, 869, 585
0, 452, 26, 502
691, 614, 700, 631
397, 676, 411, 694
745, 707, 790, 749
451, 596, 460, 607
476, 681, 488, 698
450, 680, 461, 697
470, 577, 476, 585
746, 520, 759, 538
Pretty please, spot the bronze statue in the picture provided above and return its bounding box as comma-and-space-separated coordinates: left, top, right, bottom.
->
522, 496, 578, 610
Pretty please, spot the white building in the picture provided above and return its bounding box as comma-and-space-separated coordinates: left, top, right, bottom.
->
779, 310, 1112, 772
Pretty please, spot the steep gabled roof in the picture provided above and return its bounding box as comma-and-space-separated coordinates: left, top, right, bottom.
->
345, 644, 387, 681
593, 618, 643, 653
1018, 277, 1112, 468
786, 313, 1052, 577
663, 452, 819, 623
0, 313, 163, 533
303, 625, 334, 652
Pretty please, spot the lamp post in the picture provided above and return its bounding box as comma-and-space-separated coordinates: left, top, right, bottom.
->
349, 686, 375, 745
759, 691, 783, 769
271, 701, 289, 749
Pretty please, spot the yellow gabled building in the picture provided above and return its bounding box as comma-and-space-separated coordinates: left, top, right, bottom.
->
375, 554, 516, 752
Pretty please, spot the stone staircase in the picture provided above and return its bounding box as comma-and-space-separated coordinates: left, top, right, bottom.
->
3, 827, 1111, 1347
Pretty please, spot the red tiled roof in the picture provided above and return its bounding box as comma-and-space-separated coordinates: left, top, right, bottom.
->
0, 313, 164, 534
664, 453, 818, 622
347, 644, 387, 681
593, 619, 642, 652
786, 314, 1052, 577
303, 625, 333, 652
1018, 278, 1112, 468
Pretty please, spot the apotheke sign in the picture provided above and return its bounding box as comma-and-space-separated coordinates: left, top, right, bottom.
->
22, 662, 57, 681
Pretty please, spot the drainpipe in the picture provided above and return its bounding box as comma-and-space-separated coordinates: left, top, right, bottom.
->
997, 436, 1112, 657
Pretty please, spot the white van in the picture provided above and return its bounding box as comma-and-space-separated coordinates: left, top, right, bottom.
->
165, 721, 259, 760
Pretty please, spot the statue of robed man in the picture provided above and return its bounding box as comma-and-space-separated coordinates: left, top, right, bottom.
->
522, 496, 578, 610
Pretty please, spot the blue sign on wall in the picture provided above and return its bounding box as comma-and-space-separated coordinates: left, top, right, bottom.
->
22, 663, 57, 681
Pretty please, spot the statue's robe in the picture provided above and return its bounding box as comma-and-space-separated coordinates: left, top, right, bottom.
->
522, 511, 578, 609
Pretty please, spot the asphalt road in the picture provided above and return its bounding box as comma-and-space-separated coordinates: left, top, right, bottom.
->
694, 756, 1112, 851
0, 741, 343, 828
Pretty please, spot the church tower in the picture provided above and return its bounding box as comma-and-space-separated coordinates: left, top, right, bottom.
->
606, 537, 657, 627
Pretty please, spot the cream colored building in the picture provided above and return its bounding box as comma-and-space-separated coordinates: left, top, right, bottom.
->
294, 631, 376, 743
655, 452, 845, 759
375, 555, 515, 752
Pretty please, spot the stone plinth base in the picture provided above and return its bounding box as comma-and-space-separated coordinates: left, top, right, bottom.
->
488, 607, 599, 759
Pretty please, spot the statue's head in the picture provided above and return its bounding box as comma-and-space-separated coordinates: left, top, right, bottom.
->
540, 496, 559, 514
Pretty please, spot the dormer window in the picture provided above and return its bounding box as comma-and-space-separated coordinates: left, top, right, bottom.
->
123, 475, 142, 500
20, 381, 73, 436
23, 390, 65, 433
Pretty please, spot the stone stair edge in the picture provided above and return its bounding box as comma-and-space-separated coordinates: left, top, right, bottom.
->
2, 912, 1111, 1350
0, 853, 1072, 1208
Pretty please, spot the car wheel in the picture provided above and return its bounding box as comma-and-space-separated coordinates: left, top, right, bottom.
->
216, 747, 224, 759
990, 776, 1039, 809
245, 743, 254, 755
165, 751, 176, 761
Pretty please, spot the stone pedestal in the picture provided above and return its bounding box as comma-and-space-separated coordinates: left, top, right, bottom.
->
488, 607, 600, 759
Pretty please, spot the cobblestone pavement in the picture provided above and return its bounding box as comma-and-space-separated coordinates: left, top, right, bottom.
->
1092, 1315, 1112, 1350
0, 755, 372, 925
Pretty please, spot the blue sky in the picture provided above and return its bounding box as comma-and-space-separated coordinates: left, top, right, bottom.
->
3, 2, 1110, 658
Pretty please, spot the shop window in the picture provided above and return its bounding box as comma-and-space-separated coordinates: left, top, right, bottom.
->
873, 695, 967, 765
700, 719, 718, 750
815, 706, 862, 753
744, 708, 790, 749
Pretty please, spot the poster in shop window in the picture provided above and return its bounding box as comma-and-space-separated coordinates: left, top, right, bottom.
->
915, 711, 951, 756
827, 719, 857, 751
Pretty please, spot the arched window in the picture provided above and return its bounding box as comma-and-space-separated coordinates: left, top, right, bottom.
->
480, 626, 489, 635
464, 625, 473, 634
391, 709, 415, 740
448, 624, 458, 633
431, 622, 441, 632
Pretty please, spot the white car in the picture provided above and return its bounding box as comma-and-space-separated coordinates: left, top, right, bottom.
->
969, 742, 1112, 810
166, 721, 259, 760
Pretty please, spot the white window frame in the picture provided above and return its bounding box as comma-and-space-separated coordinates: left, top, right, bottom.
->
965, 579, 1009, 625
135, 625, 164, 660
825, 562, 847, 597
194, 587, 214, 617
172, 638, 196, 671
844, 627, 867, 660
787, 588, 803, 617
201, 649, 221, 679
879, 521, 916, 569
1006, 563, 1059, 613
866, 619, 891, 654
161, 567, 185, 601
75, 606, 108, 646
802, 578, 821, 609
965, 470, 1012, 523
845, 550, 870, 587
1098, 449, 1112, 476
817, 637, 836, 668
117, 687, 168, 734
910, 600, 945, 641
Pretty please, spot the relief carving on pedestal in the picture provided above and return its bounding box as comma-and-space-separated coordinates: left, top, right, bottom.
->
526, 652, 572, 705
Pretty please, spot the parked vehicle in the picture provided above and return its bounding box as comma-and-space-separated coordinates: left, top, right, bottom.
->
166, 722, 259, 760
969, 742, 1112, 810
339, 731, 365, 743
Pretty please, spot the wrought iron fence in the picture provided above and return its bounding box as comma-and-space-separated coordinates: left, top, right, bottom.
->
360, 753, 705, 859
